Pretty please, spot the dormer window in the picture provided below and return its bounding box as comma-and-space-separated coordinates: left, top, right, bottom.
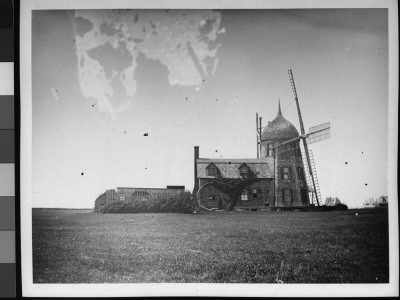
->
206, 163, 218, 177
239, 163, 249, 178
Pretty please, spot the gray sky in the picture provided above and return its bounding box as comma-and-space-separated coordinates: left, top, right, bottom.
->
32, 9, 388, 208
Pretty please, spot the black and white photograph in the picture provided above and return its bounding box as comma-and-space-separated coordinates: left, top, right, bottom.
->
20, 0, 398, 297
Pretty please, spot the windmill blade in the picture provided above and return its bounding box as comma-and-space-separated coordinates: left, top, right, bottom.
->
310, 122, 330, 133
307, 122, 331, 144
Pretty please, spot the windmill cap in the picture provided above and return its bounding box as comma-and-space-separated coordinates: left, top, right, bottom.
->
261, 103, 299, 141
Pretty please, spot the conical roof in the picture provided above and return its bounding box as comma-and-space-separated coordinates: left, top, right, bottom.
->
261, 102, 299, 141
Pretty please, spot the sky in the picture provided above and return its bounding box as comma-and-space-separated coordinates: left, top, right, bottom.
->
31, 9, 389, 209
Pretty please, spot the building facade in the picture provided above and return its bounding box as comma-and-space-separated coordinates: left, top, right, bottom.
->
194, 103, 310, 210
363, 196, 388, 208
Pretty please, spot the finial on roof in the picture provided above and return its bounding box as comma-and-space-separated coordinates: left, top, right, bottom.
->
278, 100, 282, 115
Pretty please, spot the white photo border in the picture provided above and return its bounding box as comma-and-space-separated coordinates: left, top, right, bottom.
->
20, 0, 399, 297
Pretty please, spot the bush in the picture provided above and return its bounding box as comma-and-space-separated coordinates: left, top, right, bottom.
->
100, 192, 193, 214
321, 203, 348, 211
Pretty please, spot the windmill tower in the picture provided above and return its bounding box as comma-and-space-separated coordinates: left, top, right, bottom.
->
284, 69, 331, 206
256, 70, 330, 208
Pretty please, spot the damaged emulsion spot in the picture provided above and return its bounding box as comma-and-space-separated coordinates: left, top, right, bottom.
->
199, 18, 216, 41
99, 22, 118, 36
75, 16, 94, 37
87, 41, 133, 79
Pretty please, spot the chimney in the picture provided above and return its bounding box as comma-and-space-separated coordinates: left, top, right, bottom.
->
194, 146, 199, 192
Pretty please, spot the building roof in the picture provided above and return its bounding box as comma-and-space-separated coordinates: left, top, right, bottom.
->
261, 103, 299, 141
196, 157, 274, 179
117, 187, 178, 191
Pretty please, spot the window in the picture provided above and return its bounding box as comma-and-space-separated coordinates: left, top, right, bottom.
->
120, 196, 125, 201
300, 189, 308, 204
134, 190, 149, 197
207, 164, 218, 176
239, 163, 249, 178
281, 167, 291, 179
295, 144, 302, 157
252, 188, 261, 199
241, 189, 248, 201
297, 167, 305, 180
282, 189, 292, 204
267, 144, 274, 156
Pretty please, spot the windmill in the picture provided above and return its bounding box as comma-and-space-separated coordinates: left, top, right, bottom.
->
272, 69, 331, 206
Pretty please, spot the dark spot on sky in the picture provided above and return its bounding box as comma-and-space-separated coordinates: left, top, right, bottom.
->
124, 131, 126, 134
92, 104, 95, 107
81, 172, 84, 176
145, 167, 147, 169
75, 17, 93, 37
133, 14, 139, 23
362, 152, 364, 154
215, 150, 218, 152
228, 162, 231, 164
143, 133, 148, 136
345, 162, 348, 164
365, 183, 368, 186
185, 97, 188, 100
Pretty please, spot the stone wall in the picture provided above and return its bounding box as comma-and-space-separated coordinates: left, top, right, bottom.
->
274, 147, 309, 207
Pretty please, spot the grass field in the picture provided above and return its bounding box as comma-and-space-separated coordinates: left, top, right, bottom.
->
32, 208, 389, 283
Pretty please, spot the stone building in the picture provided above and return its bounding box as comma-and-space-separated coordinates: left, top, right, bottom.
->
94, 186, 185, 213
115, 186, 185, 202
194, 103, 310, 210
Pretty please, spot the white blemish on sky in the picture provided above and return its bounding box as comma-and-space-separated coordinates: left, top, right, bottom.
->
72, 10, 224, 119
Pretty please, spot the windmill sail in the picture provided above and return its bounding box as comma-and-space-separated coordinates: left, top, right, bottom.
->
307, 122, 331, 144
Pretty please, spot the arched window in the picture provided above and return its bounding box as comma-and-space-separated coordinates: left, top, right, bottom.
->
239, 165, 249, 178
